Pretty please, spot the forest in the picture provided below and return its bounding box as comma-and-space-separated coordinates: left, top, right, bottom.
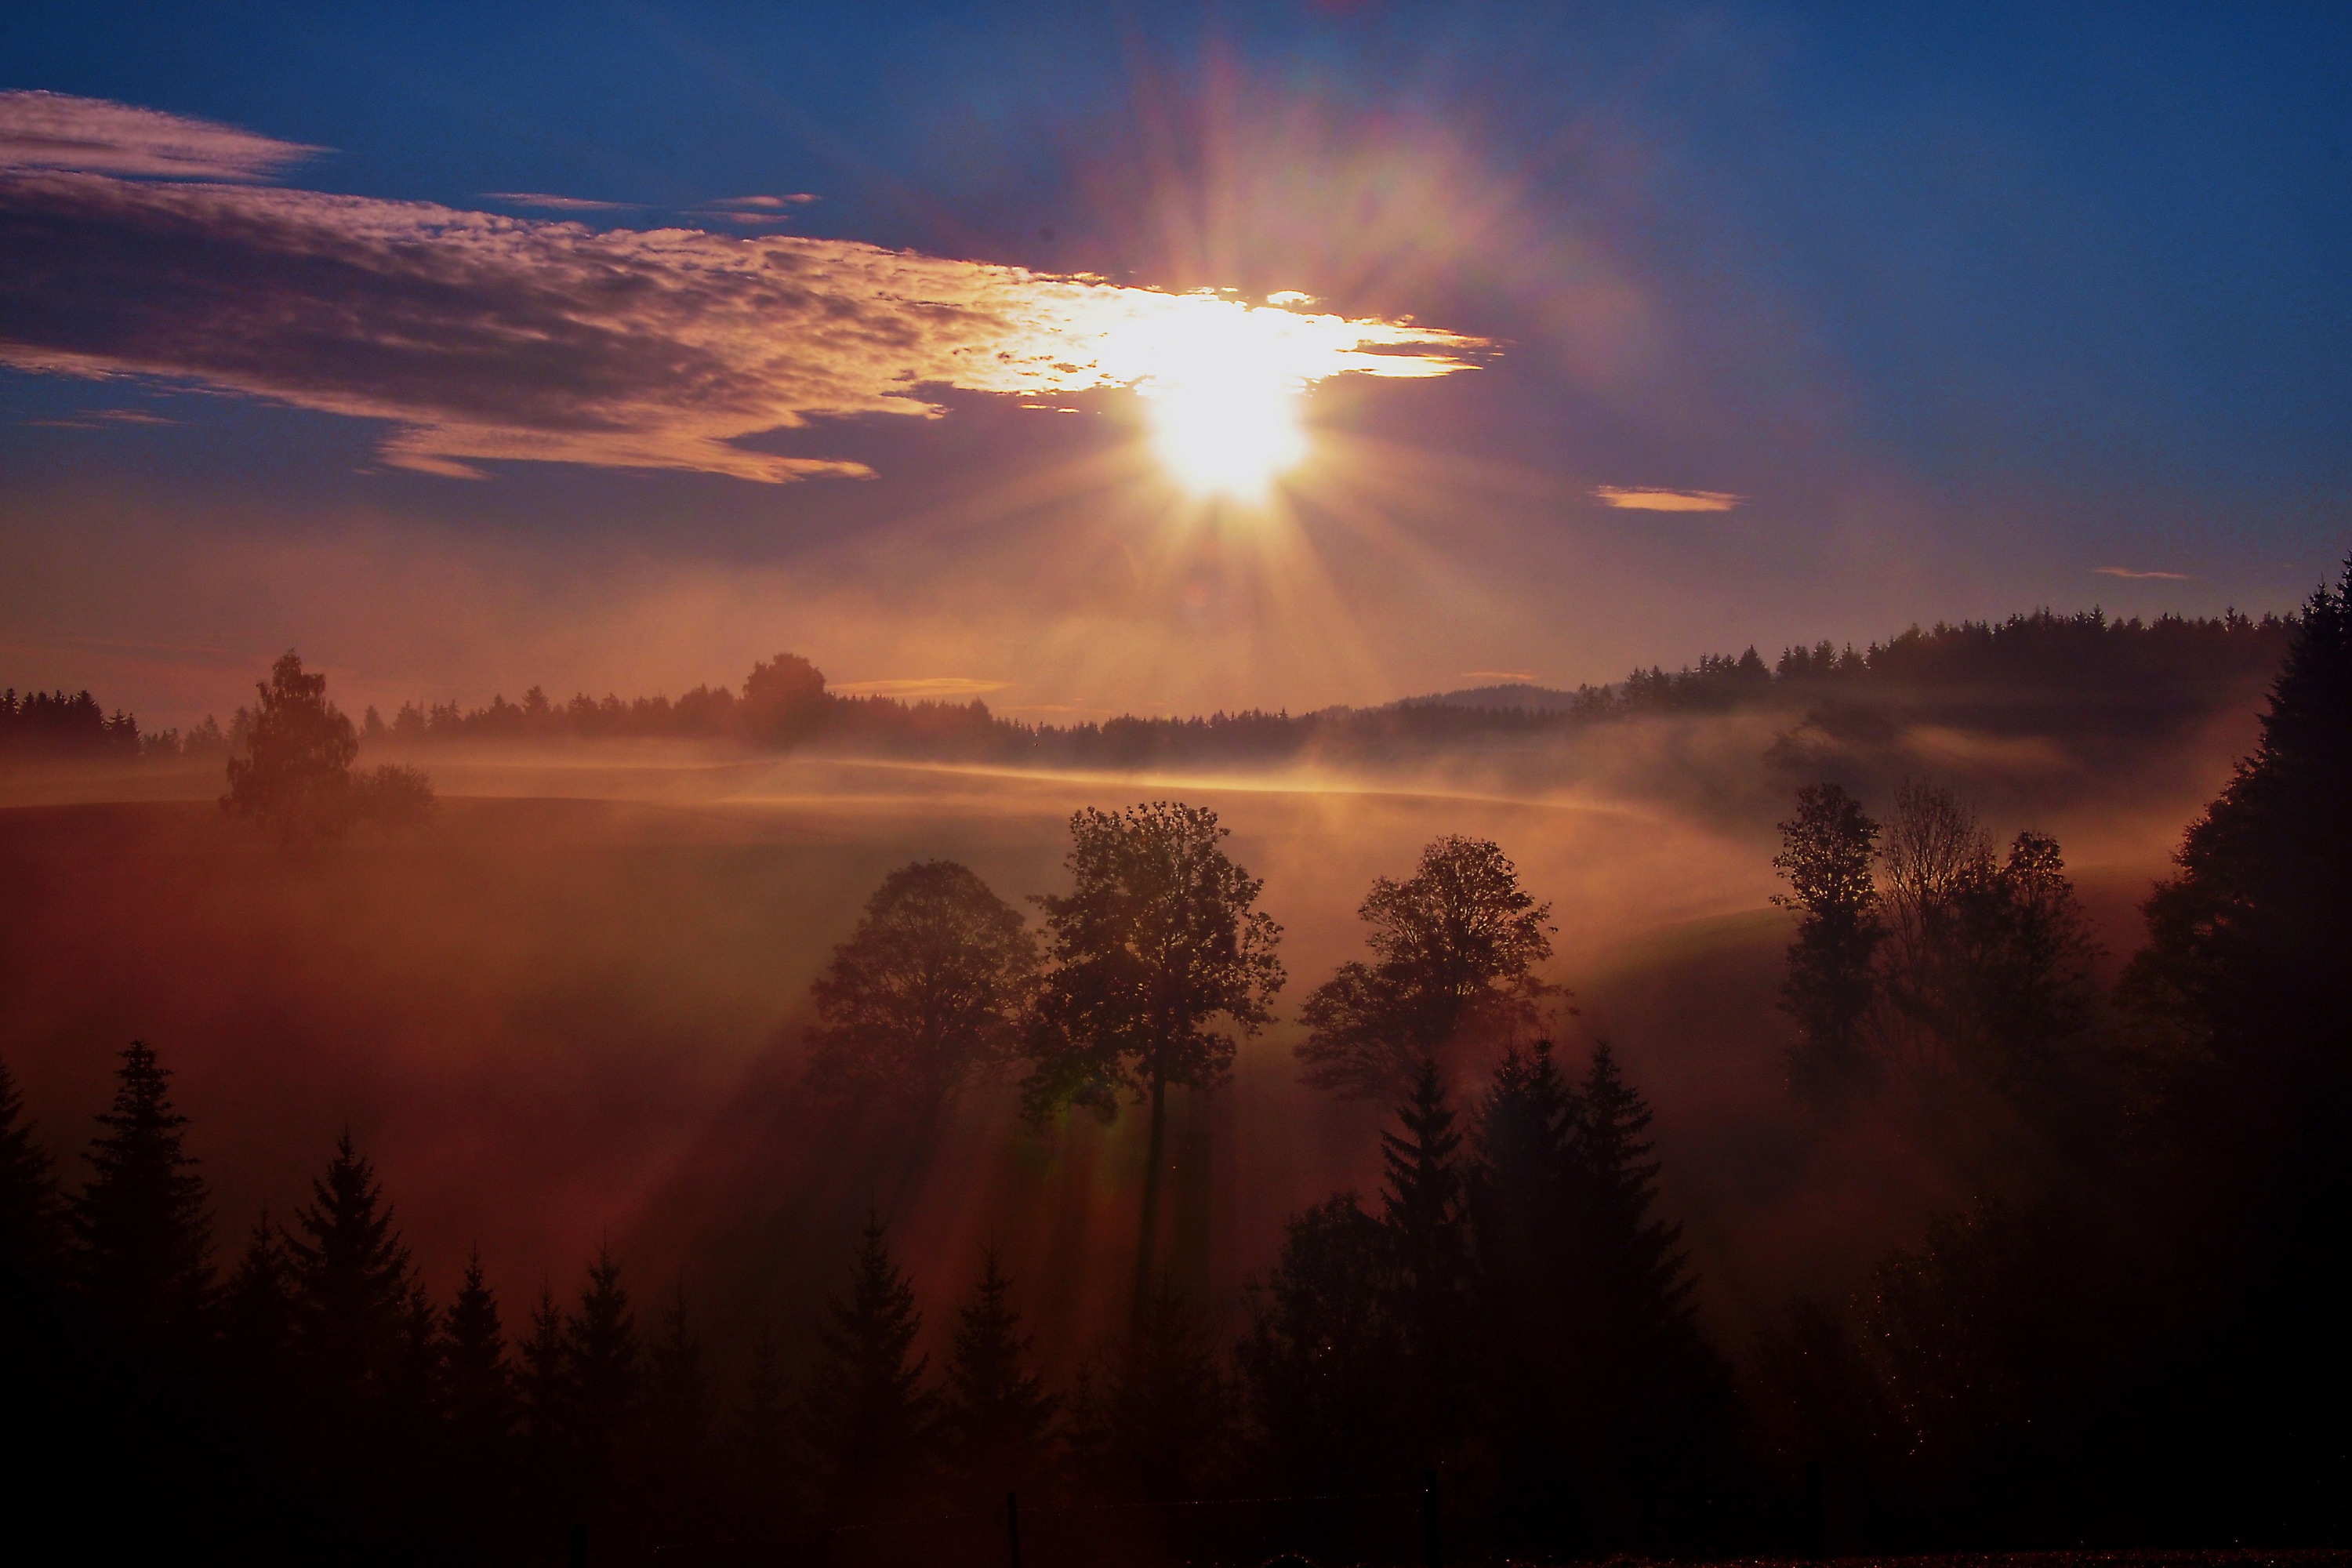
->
0, 566, 2345, 1566
3, 607, 2292, 778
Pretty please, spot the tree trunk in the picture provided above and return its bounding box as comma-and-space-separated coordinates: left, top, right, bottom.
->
1132, 1074, 1167, 1330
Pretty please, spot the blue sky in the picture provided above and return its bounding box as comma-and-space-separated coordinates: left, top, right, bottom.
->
3, 2, 2347, 724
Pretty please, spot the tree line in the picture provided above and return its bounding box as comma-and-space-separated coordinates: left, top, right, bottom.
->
11, 604, 2289, 775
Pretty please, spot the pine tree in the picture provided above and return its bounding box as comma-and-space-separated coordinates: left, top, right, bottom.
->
285, 1129, 416, 1411
443, 1249, 517, 1450
800, 1215, 933, 1509
70, 1040, 211, 1357
1569, 1043, 1732, 1548
564, 1247, 642, 1479
731, 1323, 794, 1533
1379, 1058, 1471, 1456
1467, 1043, 1584, 1549
220, 1208, 294, 1425
0, 1054, 60, 1279
644, 1283, 711, 1455
1100, 1279, 1232, 1504
518, 1286, 571, 1451
939, 1251, 1058, 1494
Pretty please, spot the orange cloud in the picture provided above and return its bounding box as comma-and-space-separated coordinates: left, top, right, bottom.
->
1592, 485, 1744, 512
0, 97, 1482, 484
829, 677, 1013, 699
0, 89, 321, 180
2093, 566, 2192, 581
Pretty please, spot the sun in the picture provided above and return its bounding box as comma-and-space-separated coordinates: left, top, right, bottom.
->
1142, 374, 1308, 503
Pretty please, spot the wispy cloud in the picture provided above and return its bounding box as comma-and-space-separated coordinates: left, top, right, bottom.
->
830, 676, 1012, 699
1460, 670, 1536, 683
0, 89, 321, 180
2093, 566, 2192, 581
1592, 485, 1744, 512
702, 194, 818, 210
0, 96, 1481, 482
482, 191, 641, 212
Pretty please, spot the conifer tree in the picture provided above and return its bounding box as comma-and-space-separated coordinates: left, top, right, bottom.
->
800, 1215, 933, 1508
1378, 1059, 1472, 1456
443, 1249, 517, 1451
220, 1209, 294, 1424
564, 1248, 642, 1478
644, 1284, 711, 1457
0, 1054, 60, 1279
70, 1040, 211, 1356
1099, 1279, 1232, 1504
518, 1286, 571, 1450
285, 1129, 416, 1412
731, 1323, 794, 1531
939, 1251, 1058, 1494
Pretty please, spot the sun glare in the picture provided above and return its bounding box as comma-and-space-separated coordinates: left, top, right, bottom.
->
1142, 375, 1308, 502
1061, 289, 1484, 506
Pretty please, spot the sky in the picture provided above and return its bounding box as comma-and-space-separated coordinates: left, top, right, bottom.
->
3, 2, 2348, 728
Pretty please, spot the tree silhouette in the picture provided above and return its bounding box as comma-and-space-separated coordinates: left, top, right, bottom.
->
802, 1215, 933, 1510
1298, 835, 1557, 1101
518, 1286, 570, 1457
70, 1040, 211, 1357
939, 1250, 1058, 1497
285, 1130, 417, 1415
1022, 802, 1283, 1317
222, 651, 431, 843
1238, 1192, 1403, 1493
804, 860, 1040, 1114
1773, 782, 1885, 1103
220, 1208, 294, 1429
564, 1248, 642, 1482
0, 1054, 59, 1279
741, 652, 829, 746
1093, 1279, 1232, 1504
443, 1248, 517, 1454
1379, 1059, 1472, 1460
731, 1323, 793, 1532
643, 1285, 714, 1534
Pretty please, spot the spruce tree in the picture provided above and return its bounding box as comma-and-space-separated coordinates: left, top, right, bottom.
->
731, 1323, 793, 1532
70, 1040, 212, 1357
518, 1285, 571, 1451
563, 1247, 642, 1479
0, 1054, 60, 1280
1101, 1279, 1232, 1504
643, 1285, 713, 1532
285, 1129, 416, 1412
800, 1215, 933, 1509
939, 1251, 1058, 1494
1379, 1058, 1471, 1456
443, 1249, 517, 1450
1468, 1043, 1584, 1549
220, 1209, 294, 1425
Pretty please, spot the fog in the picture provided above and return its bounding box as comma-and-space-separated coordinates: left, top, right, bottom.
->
0, 712, 2236, 1379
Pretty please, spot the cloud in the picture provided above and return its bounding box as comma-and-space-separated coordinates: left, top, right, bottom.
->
0, 89, 321, 180
2092, 566, 2192, 581
829, 676, 1012, 699
1460, 670, 1536, 683
1592, 485, 1744, 512
483, 192, 641, 212
0, 98, 1481, 482
702, 194, 818, 210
